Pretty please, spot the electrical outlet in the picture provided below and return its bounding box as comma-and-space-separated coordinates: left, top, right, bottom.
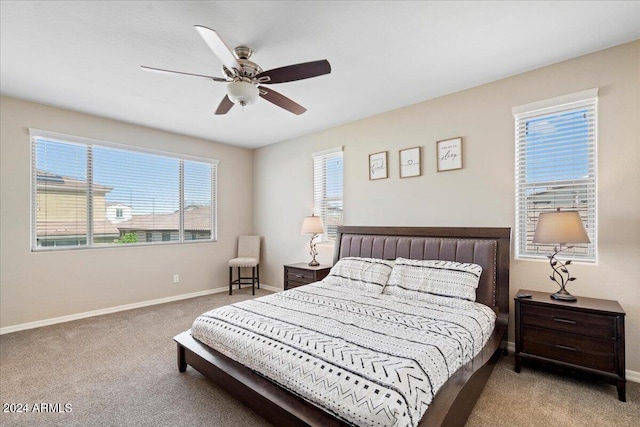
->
173, 274, 180, 284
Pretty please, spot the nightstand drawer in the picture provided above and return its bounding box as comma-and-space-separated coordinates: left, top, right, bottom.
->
284, 264, 331, 291
286, 268, 315, 283
521, 304, 615, 339
522, 327, 615, 372
286, 280, 307, 289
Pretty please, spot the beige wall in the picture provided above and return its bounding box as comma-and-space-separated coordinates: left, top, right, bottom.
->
253, 41, 640, 372
0, 96, 254, 327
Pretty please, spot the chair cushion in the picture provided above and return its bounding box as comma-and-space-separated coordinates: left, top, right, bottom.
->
238, 236, 260, 259
229, 257, 259, 268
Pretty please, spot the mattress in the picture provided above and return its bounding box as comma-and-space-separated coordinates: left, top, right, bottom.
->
191, 282, 496, 427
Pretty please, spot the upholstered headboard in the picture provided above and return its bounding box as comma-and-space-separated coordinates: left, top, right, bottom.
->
333, 226, 511, 316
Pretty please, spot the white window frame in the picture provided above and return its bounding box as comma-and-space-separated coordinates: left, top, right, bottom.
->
30, 129, 218, 251
513, 89, 598, 262
312, 146, 344, 241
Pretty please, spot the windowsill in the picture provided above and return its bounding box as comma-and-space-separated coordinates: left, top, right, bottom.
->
515, 255, 597, 265
31, 238, 217, 253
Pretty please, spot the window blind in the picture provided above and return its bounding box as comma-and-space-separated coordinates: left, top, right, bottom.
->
30, 129, 217, 250
313, 147, 343, 241
32, 138, 89, 248
183, 159, 216, 241
514, 91, 597, 261
92, 145, 180, 244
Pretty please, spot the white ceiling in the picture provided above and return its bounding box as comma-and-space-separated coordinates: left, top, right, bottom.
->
1, 1, 639, 149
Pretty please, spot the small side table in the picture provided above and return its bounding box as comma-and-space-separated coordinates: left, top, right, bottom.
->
283, 263, 331, 290
514, 289, 626, 401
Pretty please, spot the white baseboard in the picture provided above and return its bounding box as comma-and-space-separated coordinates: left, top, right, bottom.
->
506, 341, 639, 384
0, 287, 228, 335
628, 370, 640, 383
260, 284, 282, 293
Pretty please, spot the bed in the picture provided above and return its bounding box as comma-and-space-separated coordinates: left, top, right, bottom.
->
174, 226, 511, 426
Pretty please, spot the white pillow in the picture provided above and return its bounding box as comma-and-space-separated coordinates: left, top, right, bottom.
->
323, 257, 395, 294
384, 258, 482, 302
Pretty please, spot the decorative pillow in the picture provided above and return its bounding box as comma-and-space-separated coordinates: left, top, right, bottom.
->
384, 258, 482, 302
322, 257, 395, 293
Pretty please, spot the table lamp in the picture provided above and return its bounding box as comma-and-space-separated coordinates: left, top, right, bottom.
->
532, 209, 591, 301
301, 215, 324, 266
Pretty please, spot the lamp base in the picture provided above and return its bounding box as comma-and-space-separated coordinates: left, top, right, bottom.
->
550, 291, 577, 302
308, 260, 320, 267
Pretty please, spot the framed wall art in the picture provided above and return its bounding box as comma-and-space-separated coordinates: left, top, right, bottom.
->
437, 137, 463, 171
369, 151, 388, 180
399, 147, 421, 178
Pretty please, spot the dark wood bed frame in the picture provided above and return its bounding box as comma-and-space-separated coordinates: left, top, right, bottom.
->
174, 226, 511, 426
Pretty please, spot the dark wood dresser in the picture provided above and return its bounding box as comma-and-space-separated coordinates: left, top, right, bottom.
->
283, 263, 331, 290
514, 289, 626, 401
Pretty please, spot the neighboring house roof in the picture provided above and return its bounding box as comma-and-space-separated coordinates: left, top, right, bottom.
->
37, 220, 120, 237
116, 205, 212, 232
530, 184, 589, 205
36, 170, 112, 194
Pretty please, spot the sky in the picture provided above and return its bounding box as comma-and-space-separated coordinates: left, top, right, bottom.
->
523, 108, 591, 185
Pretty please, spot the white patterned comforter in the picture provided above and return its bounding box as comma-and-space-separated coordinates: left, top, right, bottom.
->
191, 282, 496, 427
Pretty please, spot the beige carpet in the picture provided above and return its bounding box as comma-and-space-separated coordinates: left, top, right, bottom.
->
467, 350, 639, 426
1, 289, 638, 426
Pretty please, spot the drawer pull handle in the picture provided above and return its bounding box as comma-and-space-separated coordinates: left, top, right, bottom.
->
295, 274, 304, 278
555, 344, 577, 352
553, 317, 576, 325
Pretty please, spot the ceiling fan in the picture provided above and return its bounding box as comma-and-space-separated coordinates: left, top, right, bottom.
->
141, 25, 331, 115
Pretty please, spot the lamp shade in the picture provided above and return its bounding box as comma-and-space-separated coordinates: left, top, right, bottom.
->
532, 210, 590, 244
301, 215, 324, 235
227, 81, 259, 106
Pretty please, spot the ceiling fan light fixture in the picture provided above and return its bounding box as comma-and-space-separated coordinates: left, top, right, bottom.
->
227, 80, 259, 106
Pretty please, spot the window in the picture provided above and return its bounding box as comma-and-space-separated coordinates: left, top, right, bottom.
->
313, 147, 343, 241
514, 89, 597, 261
31, 129, 218, 250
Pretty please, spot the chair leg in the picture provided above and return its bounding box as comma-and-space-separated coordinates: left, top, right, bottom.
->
251, 266, 255, 295
237, 267, 241, 289
257, 264, 260, 289
228, 267, 232, 295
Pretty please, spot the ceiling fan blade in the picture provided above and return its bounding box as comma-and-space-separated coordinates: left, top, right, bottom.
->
140, 66, 227, 82
215, 95, 234, 115
258, 86, 306, 115
194, 25, 241, 73
256, 60, 331, 84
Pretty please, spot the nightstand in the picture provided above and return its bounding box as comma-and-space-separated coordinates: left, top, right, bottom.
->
283, 263, 331, 290
514, 290, 626, 401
